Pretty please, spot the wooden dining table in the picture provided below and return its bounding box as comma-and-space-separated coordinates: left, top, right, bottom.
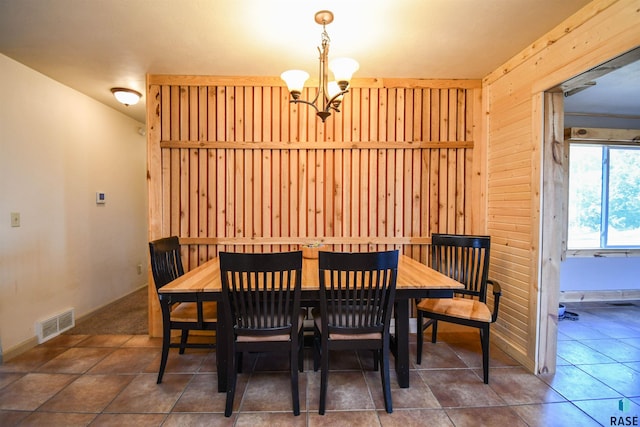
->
158, 253, 463, 391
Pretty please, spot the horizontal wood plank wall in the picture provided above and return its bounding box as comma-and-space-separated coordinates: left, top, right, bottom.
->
482, 0, 640, 373
147, 76, 482, 336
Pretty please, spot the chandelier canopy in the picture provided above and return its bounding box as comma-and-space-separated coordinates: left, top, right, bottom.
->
280, 10, 359, 122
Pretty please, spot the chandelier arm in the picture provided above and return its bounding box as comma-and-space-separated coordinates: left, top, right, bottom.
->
324, 89, 348, 110
289, 98, 320, 113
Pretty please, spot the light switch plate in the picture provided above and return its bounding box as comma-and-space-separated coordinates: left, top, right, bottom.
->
10, 212, 20, 227
96, 192, 106, 204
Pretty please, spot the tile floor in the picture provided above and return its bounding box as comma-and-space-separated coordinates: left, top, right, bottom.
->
1, 301, 639, 426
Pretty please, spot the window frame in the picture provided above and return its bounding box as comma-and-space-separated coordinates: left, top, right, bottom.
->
566, 135, 640, 256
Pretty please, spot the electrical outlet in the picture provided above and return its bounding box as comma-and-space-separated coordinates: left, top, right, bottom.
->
11, 212, 20, 227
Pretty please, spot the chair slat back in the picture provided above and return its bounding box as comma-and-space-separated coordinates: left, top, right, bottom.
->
431, 234, 491, 302
219, 251, 303, 338
149, 236, 185, 291
318, 250, 398, 336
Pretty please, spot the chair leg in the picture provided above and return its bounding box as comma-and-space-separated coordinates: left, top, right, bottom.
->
319, 339, 329, 415
416, 311, 423, 364
417, 315, 440, 364
236, 352, 243, 373
373, 350, 380, 371
291, 345, 300, 416
480, 325, 490, 384
431, 319, 438, 343
298, 330, 305, 373
224, 344, 237, 417
157, 330, 170, 384
313, 331, 321, 372
381, 340, 393, 413
179, 329, 189, 354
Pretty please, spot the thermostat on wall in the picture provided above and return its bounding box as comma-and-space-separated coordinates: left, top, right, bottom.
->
96, 192, 106, 204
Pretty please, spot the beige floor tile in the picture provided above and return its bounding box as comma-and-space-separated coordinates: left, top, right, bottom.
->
576, 363, 640, 396
0, 346, 69, 373
103, 373, 191, 413
171, 373, 228, 413
0, 373, 77, 411
445, 406, 528, 427
410, 341, 468, 369
17, 411, 97, 426
581, 338, 640, 362
235, 411, 307, 427
307, 410, 381, 426
42, 334, 90, 348
121, 335, 162, 348
239, 371, 306, 413
307, 370, 375, 412
377, 408, 453, 427
572, 398, 640, 427
539, 365, 622, 401
89, 413, 168, 426
0, 372, 23, 389
36, 347, 113, 374
87, 347, 160, 374
0, 409, 31, 426
365, 369, 441, 410
624, 361, 640, 373
556, 340, 617, 365
75, 334, 133, 348
511, 402, 602, 427
485, 366, 566, 405
144, 348, 211, 375
419, 369, 505, 408
38, 374, 134, 413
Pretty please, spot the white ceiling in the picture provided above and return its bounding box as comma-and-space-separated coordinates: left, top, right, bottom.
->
1, 0, 637, 124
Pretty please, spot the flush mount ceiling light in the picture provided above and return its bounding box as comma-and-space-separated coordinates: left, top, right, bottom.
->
280, 10, 359, 122
110, 87, 142, 106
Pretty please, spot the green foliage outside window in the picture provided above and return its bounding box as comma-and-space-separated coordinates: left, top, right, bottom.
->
568, 144, 640, 249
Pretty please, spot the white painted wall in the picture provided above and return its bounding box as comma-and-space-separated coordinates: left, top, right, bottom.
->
0, 54, 148, 355
561, 256, 640, 292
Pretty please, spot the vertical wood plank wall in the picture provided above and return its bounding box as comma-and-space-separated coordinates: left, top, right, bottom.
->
146, 76, 483, 336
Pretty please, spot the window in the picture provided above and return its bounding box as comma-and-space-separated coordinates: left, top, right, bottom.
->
568, 144, 640, 249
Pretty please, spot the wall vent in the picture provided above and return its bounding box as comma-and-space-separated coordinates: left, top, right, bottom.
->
36, 308, 75, 343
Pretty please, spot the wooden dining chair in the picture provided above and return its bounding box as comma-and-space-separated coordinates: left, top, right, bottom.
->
416, 234, 502, 384
219, 251, 304, 417
148, 236, 217, 384
313, 250, 399, 414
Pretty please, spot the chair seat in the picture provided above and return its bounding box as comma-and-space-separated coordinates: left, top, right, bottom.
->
237, 312, 306, 342
417, 297, 491, 323
170, 301, 217, 322
312, 308, 383, 340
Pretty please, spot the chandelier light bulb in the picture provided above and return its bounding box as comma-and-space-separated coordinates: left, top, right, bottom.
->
329, 57, 359, 90
280, 70, 310, 99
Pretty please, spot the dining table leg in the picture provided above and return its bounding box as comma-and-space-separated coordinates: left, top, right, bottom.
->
393, 299, 411, 388
216, 306, 228, 393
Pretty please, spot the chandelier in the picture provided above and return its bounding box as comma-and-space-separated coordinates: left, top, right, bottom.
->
280, 10, 359, 122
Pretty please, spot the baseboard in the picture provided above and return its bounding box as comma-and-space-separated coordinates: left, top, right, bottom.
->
560, 289, 640, 302
2, 285, 148, 363
2, 336, 39, 363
